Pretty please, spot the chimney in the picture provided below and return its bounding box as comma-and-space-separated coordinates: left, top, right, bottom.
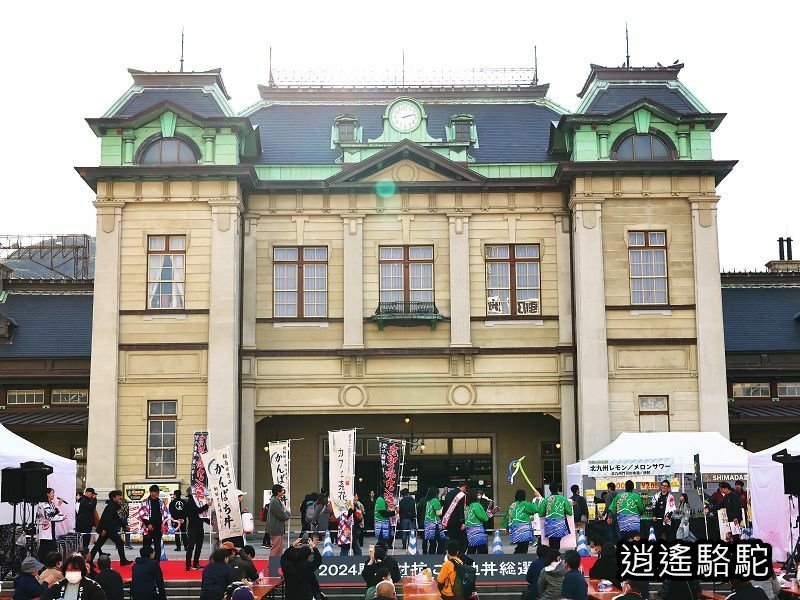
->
767, 235, 800, 272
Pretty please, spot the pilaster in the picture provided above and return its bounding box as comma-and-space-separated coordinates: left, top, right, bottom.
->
559, 383, 577, 477
207, 191, 243, 462
342, 215, 365, 348
690, 196, 730, 436
239, 385, 256, 504
554, 212, 573, 346
448, 214, 471, 347
86, 192, 124, 493
570, 194, 611, 457
242, 214, 258, 350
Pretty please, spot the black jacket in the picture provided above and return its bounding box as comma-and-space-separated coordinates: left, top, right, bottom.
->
362, 556, 401, 587
184, 495, 209, 532
399, 496, 416, 520
281, 547, 322, 600
94, 569, 125, 600
570, 494, 589, 522
709, 491, 743, 523
41, 578, 105, 600
98, 501, 122, 535
75, 495, 97, 532
229, 554, 259, 582
443, 489, 465, 534
169, 498, 187, 521
130, 556, 166, 600
199, 561, 237, 600
12, 572, 48, 600
588, 554, 619, 588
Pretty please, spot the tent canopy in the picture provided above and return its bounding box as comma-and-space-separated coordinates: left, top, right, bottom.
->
756, 433, 800, 457
571, 431, 751, 476
0, 424, 77, 532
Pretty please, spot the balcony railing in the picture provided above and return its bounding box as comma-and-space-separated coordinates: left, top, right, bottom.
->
370, 300, 443, 330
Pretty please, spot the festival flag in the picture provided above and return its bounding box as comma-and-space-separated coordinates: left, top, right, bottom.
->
378, 438, 405, 514
191, 431, 210, 516
693, 453, 703, 502
201, 444, 243, 540
328, 429, 356, 517
268, 441, 291, 509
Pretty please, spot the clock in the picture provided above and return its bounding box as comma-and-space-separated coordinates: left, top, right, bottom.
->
389, 100, 422, 133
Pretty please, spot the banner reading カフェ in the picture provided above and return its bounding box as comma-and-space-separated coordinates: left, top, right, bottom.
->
201, 445, 243, 540
328, 429, 356, 517
268, 440, 291, 509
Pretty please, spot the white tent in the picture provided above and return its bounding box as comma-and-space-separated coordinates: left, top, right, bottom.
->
567, 431, 751, 491
748, 433, 800, 561
0, 424, 77, 534
756, 433, 800, 457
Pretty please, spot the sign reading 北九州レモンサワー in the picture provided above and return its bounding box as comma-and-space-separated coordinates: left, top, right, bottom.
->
588, 459, 674, 479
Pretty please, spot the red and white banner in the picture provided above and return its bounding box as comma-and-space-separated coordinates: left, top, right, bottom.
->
378, 438, 405, 516
328, 429, 356, 517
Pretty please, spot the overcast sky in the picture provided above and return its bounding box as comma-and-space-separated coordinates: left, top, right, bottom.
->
1, 1, 796, 270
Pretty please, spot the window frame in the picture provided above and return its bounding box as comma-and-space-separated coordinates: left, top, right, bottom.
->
540, 441, 562, 489
146, 235, 187, 311
777, 383, 800, 398
638, 395, 670, 432
51, 389, 89, 405
378, 245, 435, 309
273, 246, 329, 319
453, 120, 472, 142
135, 134, 201, 166
732, 383, 771, 398
6, 389, 45, 405
337, 122, 355, 142
484, 244, 541, 316
628, 231, 669, 305
610, 129, 677, 161
146, 400, 177, 479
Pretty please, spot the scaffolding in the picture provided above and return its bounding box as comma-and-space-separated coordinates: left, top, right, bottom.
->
0, 234, 92, 279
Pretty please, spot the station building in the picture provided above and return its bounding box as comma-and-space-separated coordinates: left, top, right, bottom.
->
74, 62, 737, 506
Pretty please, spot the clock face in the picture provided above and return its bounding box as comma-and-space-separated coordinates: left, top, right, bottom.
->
389, 100, 421, 133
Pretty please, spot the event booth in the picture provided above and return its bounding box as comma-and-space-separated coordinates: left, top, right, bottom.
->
567, 431, 751, 541
749, 433, 800, 562
0, 424, 77, 534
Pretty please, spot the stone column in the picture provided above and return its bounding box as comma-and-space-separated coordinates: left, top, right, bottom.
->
559, 382, 577, 478
690, 195, 730, 436
242, 214, 258, 350
86, 193, 123, 494
122, 130, 135, 165
570, 193, 611, 457
342, 215, 364, 349
203, 130, 216, 165
448, 214, 471, 347
239, 385, 256, 503
207, 191, 243, 465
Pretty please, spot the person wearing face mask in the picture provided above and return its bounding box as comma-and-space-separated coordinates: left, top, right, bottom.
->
40, 554, 105, 600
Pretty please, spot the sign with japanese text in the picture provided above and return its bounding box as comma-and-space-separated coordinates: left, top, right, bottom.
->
122, 481, 179, 542
268, 440, 291, 509
588, 458, 674, 478
268, 553, 530, 584
328, 429, 356, 518
378, 438, 404, 517
191, 431, 210, 518
201, 445, 243, 540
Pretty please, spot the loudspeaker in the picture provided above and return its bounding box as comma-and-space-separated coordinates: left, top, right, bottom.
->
22, 468, 49, 503
784, 461, 800, 496
1, 467, 25, 504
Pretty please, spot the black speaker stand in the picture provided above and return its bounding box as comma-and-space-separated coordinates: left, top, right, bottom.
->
782, 495, 799, 576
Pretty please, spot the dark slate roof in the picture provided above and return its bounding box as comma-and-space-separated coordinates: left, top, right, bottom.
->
248, 102, 560, 164
0, 410, 88, 427
585, 85, 698, 114
722, 287, 800, 352
113, 89, 226, 118
0, 293, 93, 358
2, 238, 95, 279
729, 403, 800, 420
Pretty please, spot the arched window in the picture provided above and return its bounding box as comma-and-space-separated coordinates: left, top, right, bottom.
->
138, 136, 199, 165
612, 131, 675, 160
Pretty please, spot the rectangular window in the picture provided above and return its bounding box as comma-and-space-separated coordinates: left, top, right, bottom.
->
485, 244, 540, 316
732, 383, 771, 398
454, 121, 472, 141
379, 246, 434, 312
338, 122, 355, 142
451, 438, 492, 455
147, 235, 186, 309
51, 389, 89, 404
778, 383, 800, 397
541, 441, 562, 488
147, 400, 177, 478
273, 247, 328, 318
6, 389, 45, 405
629, 231, 668, 305
639, 395, 670, 432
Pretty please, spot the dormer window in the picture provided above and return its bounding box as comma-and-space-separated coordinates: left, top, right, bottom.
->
137, 135, 200, 165
332, 115, 361, 146
447, 115, 476, 144
612, 131, 675, 160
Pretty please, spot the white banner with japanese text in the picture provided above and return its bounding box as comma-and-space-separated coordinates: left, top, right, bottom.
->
268, 441, 291, 510
328, 429, 356, 518
587, 458, 675, 479
201, 445, 243, 540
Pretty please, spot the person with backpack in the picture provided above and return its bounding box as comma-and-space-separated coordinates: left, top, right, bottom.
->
437, 540, 477, 600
